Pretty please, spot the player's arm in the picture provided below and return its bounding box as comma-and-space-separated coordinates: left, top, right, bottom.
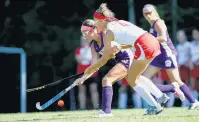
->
82, 43, 99, 80
154, 20, 167, 43
76, 30, 115, 86
91, 43, 100, 65
84, 30, 114, 75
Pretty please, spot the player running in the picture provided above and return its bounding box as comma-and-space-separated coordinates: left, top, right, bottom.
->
142, 4, 199, 110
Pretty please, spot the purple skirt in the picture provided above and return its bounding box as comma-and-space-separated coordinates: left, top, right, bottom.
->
150, 52, 178, 69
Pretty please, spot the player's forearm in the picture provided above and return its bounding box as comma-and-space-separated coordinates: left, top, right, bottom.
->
89, 58, 107, 74
82, 59, 104, 81
156, 36, 166, 43
81, 72, 94, 81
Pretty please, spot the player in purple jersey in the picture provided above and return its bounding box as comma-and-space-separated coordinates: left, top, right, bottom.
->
142, 4, 199, 109
75, 19, 168, 116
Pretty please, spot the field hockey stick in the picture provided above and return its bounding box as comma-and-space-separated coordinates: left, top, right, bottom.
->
35, 71, 97, 110
27, 72, 84, 92
36, 81, 77, 110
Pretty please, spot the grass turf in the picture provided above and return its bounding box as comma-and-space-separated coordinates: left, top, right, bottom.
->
0, 108, 198, 122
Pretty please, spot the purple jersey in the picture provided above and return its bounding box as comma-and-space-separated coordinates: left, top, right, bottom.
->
91, 32, 133, 69
149, 19, 178, 68
150, 19, 177, 55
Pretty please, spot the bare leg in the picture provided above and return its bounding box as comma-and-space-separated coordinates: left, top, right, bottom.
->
126, 59, 162, 109
101, 63, 127, 114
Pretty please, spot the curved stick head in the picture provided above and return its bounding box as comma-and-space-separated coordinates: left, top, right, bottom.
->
36, 102, 42, 110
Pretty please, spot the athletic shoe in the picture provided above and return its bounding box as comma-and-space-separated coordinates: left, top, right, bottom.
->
98, 110, 113, 117
157, 93, 170, 106
144, 105, 163, 115
188, 100, 199, 110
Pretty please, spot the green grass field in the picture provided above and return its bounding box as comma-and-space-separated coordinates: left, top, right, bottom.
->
0, 108, 198, 122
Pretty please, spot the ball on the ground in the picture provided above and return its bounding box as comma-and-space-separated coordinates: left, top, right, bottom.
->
58, 100, 64, 107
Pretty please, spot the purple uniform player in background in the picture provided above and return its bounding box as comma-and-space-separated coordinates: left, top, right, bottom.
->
142, 4, 199, 109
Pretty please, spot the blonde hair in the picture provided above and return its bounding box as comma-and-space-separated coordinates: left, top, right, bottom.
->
96, 3, 115, 18
143, 4, 160, 18
82, 19, 95, 28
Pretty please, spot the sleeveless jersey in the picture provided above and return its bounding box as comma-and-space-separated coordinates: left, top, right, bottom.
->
107, 20, 146, 47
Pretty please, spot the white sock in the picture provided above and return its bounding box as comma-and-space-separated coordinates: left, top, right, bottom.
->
139, 76, 163, 98
133, 83, 159, 107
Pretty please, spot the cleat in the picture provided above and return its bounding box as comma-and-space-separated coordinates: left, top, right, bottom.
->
144, 105, 163, 115
188, 100, 199, 110
157, 93, 170, 106
98, 110, 113, 117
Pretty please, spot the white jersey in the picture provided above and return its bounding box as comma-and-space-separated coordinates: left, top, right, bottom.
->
98, 41, 132, 56
107, 20, 146, 46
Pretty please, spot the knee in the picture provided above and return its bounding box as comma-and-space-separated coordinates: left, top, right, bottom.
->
102, 76, 112, 87
126, 75, 137, 87
172, 79, 184, 86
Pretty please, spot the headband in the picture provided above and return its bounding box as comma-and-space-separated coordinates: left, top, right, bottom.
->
93, 12, 118, 21
81, 25, 94, 31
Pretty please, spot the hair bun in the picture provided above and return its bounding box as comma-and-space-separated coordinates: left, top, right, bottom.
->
99, 3, 107, 12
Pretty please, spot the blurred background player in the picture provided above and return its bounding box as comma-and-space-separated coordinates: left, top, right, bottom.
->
75, 36, 99, 110
176, 30, 191, 86
177, 29, 199, 107
189, 29, 199, 104
142, 4, 199, 110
